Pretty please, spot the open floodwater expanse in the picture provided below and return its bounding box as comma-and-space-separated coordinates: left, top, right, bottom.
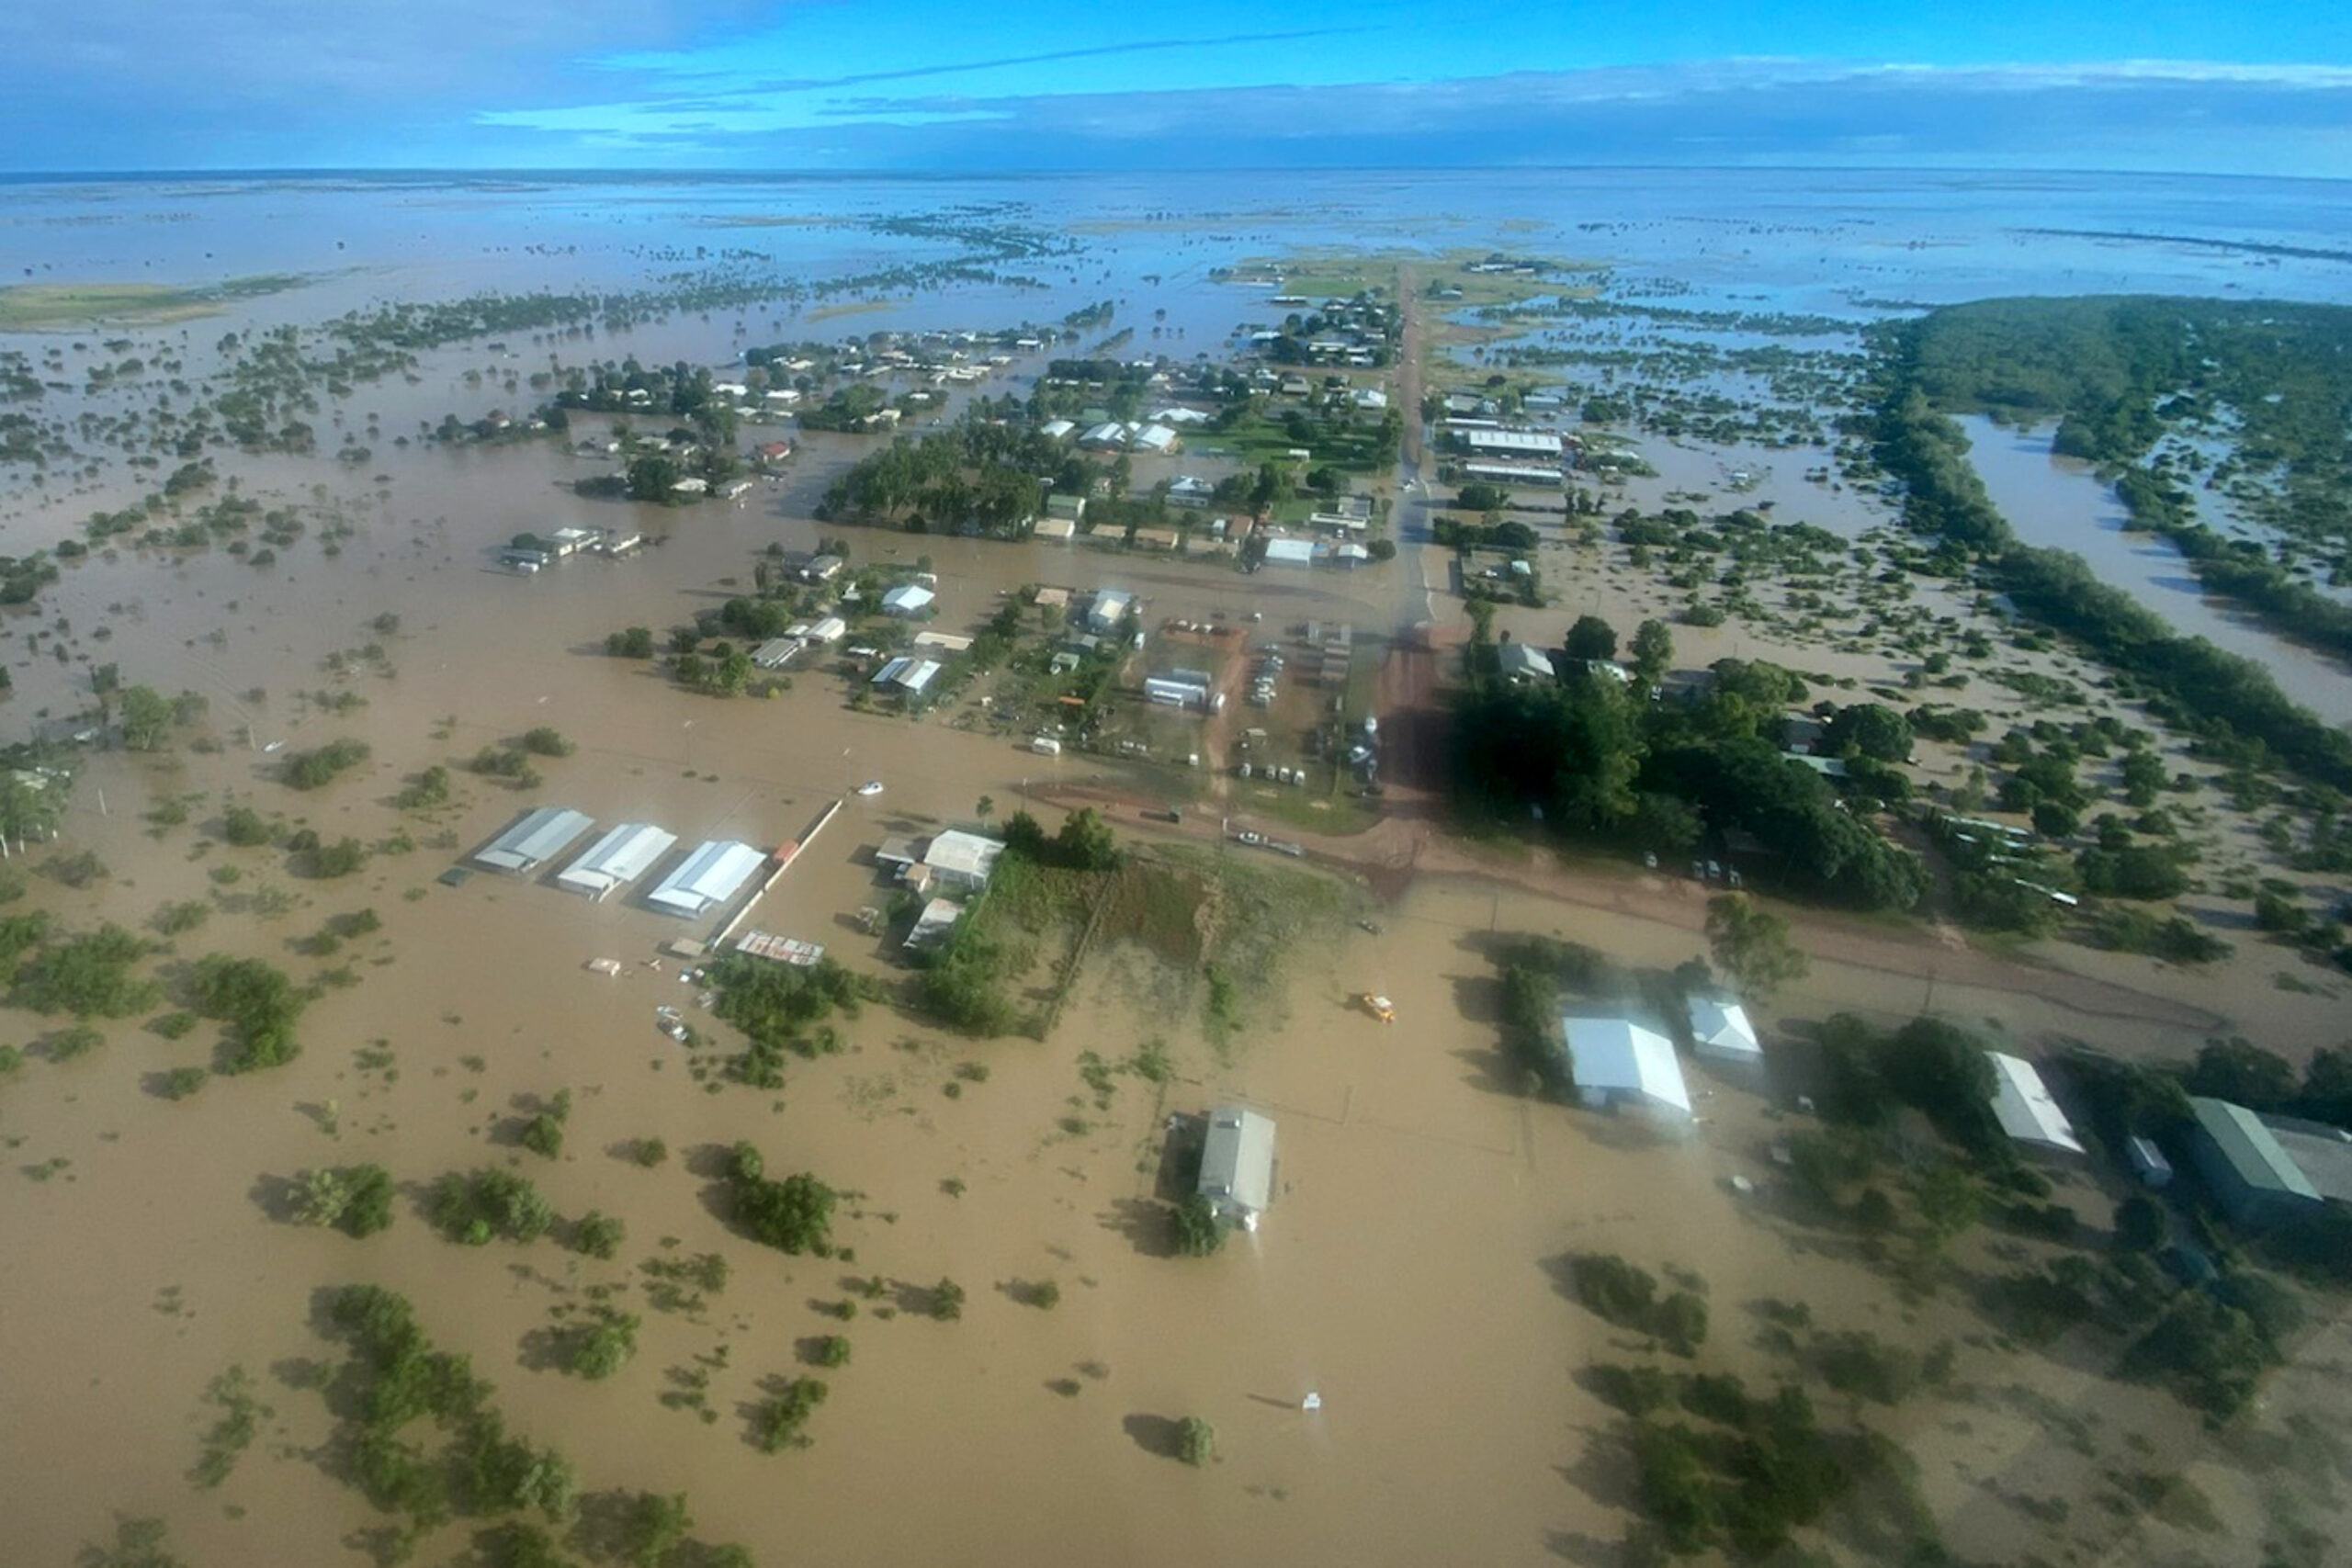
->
5, 168, 2352, 1568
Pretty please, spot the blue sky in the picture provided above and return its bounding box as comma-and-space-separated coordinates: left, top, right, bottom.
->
0, 0, 2346, 173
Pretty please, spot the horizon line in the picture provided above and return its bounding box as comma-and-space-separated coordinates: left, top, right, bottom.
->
3, 162, 2349, 186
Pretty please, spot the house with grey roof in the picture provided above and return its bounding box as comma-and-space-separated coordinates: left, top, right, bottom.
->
1197, 1105, 1276, 1230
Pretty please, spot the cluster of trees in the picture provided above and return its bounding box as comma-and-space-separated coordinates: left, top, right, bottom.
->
1001, 807, 1120, 872
1455, 645, 1928, 911
427, 1168, 555, 1246
818, 420, 1061, 536
292, 1163, 396, 1237
1614, 1379, 1916, 1562
752, 1377, 830, 1452
1809, 1013, 2008, 1158
1569, 1255, 1710, 1358
704, 953, 874, 1088
725, 1141, 837, 1256
9, 922, 159, 1018
281, 738, 370, 791
187, 953, 305, 1072
395, 764, 452, 812
311, 1282, 746, 1562
1869, 323, 2352, 794
518, 1089, 572, 1159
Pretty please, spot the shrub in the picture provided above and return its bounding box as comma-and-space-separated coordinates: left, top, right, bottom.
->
427, 1168, 553, 1245
188, 953, 306, 1072
1171, 1194, 1227, 1256
629, 1137, 669, 1168
1654, 1292, 1709, 1357
292, 1164, 396, 1237
1572, 1254, 1658, 1328
519, 1112, 564, 1159
308, 837, 368, 877
281, 738, 370, 790
566, 1311, 639, 1380
157, 1066, 209, 1100
220, 806, 274, 846
726, 1149, 836, 1256
12, 923, 160, 1018
1175, 1416, 1216, 1467
809, 1336, 851, 1368
154, 900, 210, 937
574, 1212, 625, 1260
752, 1377, 830, 1452
928, 1279, 966, 1321
518, 727, 575, 758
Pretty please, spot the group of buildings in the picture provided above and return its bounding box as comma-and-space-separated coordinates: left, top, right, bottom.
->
872, 828, 1010, 952
471, 805, 773, 922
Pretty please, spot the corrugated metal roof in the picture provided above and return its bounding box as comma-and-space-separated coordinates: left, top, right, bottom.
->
1562, 1017, 1691, 1115
1689, 998, 1760, 1058
2191, 1098, 2321, 1201
557, 823, 677, 898
474, 807, 594, 873
924, 829, 1004, 883
646, 840, 767, 917
1986, 1052, 2084, 1155
1199, 1105, 1276, 1216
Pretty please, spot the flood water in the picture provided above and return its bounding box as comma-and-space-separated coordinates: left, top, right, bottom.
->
1957, 413, 2352, 725
7, 166, 2352, 1568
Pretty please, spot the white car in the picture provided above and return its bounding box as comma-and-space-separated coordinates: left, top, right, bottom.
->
855, 780, 884, 797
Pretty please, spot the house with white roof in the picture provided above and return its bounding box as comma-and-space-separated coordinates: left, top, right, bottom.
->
1087, 590, 1133, 634
1261, 537, 1317, 568
1039, 418, 1077, 441
1986, 1051, 2086, 1158
923, 829, 1005, 892
1562, 1016, 1693, 1124
1132, 423, 1180, 455
880, 583, 935, 616
1497, 642, 1555, 683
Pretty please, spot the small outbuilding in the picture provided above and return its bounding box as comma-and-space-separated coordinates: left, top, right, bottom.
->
1496, 642, 1555, 683
1562, 1017, 1692, 1123
472, 807, 594, 875
1688, 997, 1762, 1071
1198, 1105, 1277, 1229
905, 897, 963, 950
